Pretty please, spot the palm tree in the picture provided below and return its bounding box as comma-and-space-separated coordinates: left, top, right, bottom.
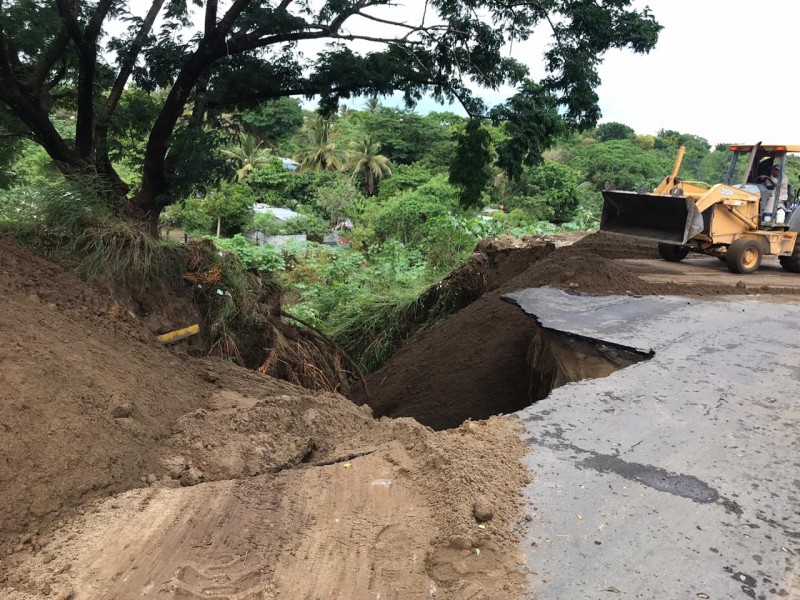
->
349, 137, 392, 196
293, 116, 347, 173
365, 96, 381, 113
220, 133, 272, 180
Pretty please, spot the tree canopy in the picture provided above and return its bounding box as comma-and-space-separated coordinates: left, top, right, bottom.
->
0, 0, 661, 232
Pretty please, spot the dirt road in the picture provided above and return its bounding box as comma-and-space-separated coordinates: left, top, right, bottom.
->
626, 254, 800, 291
32, 454, 435, 599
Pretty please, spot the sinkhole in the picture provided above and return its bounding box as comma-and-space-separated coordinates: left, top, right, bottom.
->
370, 317, 653, 431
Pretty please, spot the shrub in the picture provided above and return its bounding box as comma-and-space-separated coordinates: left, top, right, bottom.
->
213, 234, 285, 272
421, 215, 502, 274
252, 212, 283, 236
373, 190, 451, 245
507, 161, 582, 223
203, 180, 256, 236
376, 163, 436, 200
311, 177, 363, 224
573, 140, 670, 192
167, 197, 215, 234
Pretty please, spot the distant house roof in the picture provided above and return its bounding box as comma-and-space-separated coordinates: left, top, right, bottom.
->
279, 157, 300, 171
253, 204, 300, 220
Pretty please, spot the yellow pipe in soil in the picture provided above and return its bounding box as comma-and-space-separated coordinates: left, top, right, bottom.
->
157, 324, 200, 344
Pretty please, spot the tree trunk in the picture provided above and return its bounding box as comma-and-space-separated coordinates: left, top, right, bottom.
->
132, 43, 222, 235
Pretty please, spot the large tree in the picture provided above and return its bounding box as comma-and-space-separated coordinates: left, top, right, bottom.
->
0, 0, 661, 233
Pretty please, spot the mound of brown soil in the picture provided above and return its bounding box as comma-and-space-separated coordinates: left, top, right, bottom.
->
0, 235, 532, 600
500, 247, 648, 295
474, 235, 556, 289
571, 230, 661, 260
0, 236, 217, 540
361, 297, 538, 429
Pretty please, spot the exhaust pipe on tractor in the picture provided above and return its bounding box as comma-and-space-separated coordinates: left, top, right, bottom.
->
600, 190, 704, 245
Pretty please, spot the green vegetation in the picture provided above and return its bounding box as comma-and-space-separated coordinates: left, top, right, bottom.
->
0, 0, 669, 370
0, 0, 661, 231
7, 89, 800, 372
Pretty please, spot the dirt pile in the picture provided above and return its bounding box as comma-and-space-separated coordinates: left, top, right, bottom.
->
0, 235, 532, 599
473, 235, 556, 290
2, 416, 529, 600
413, 236, 555, 319
570, 230, 661, 260
0, 235, 212, 540
500, 246, 648, 295
361, 298, 538, 429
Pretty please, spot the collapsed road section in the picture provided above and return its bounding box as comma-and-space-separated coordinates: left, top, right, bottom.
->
505, 287, 800, 599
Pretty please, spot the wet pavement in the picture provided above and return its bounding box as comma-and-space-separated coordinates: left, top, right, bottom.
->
504, 288, 800, 600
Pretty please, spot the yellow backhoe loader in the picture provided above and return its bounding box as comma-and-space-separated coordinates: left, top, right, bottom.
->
600, 143, 800, 274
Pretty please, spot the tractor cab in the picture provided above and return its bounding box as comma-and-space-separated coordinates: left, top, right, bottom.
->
726, 144, 799, 227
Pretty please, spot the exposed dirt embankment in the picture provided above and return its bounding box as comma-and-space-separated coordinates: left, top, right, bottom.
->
0, 236, 212, 540
0, 235, 532, 600
474, 235, 557, 290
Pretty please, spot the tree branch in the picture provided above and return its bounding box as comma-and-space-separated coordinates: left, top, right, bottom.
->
226, 27, 328, 54
205, 0, 218, 36
0, 38, 82, 166
85, 0, 114, 41
99, 0, 166, 125
216, 0, 253, 37
55, 0, 114, 157
29, 28, 71, 90
54, 0, 86, 47
352, 10, 457, 35
328, 0, 369, 32
46, 60, 69, 90
0, 28, 22, 73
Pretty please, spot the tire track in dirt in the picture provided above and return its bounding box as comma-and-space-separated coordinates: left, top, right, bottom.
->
6, 455, 438, 599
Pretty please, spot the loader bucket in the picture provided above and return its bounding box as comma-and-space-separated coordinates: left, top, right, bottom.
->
600, 190, 704, 245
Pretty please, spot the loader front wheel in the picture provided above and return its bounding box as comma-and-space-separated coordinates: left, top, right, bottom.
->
658, 243, 690, 262
726, 239, 762, 274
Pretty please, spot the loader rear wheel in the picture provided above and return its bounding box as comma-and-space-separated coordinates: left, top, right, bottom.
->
779, 250, 800, 273
726, 239, 762, 274
658, 243, 690, 262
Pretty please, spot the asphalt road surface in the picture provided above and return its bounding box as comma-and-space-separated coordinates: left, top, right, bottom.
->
504, 287, 800, 600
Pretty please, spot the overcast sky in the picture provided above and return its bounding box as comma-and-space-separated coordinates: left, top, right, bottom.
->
395, 0, 800, 145
591, 0, 800, 145
124, 0, 800, 144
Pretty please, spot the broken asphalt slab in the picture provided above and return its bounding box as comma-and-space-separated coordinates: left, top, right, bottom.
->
504, 287, 800, 599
